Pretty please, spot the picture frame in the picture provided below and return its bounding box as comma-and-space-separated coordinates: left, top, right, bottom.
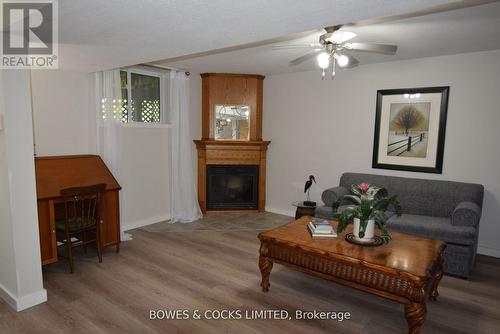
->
372, 86, 449, 174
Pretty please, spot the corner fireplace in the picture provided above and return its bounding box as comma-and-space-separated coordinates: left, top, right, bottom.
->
206, 165, 259, 210
194, 73, 270, 213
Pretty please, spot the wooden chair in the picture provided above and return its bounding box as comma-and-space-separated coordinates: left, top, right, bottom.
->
56, 184, 106, 273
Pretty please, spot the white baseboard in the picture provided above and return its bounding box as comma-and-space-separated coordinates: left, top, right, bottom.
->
265, 206, 295, 217
0, 282, 47, 311
0, 282, 17, 310
477, 245, 500, 258
122, 214, 171, 231
16, 289, 47, 311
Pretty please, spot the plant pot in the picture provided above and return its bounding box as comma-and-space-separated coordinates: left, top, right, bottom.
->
353, 218, 375, 243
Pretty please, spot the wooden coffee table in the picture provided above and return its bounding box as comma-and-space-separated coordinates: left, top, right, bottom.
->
258, 217, 445, 334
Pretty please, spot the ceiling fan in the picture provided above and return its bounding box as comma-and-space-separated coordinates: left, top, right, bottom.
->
273, 25, 398, 79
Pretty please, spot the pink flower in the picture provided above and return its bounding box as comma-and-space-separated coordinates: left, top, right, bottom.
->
358, 183, 370, 192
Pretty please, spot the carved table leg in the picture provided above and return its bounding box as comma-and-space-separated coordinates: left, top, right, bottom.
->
259, 255, 273, 292
430, 252, 445, 301
404, 302, 427, 334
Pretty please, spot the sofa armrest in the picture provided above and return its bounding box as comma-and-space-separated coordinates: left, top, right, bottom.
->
452, 201, 481, 227
321, 186, 349, 208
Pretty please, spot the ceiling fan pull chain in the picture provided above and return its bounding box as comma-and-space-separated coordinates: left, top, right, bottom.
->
331, 57, 336, 79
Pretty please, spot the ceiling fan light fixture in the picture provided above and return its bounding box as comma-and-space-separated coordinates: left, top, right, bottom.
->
276, 25, 397, 80
337, 54, 349, 67
317, 52, 330, 69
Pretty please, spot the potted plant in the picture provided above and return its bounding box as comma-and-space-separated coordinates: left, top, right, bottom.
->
335, 183, 402, 244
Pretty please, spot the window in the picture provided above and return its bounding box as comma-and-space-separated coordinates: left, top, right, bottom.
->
102, 68, 164, 124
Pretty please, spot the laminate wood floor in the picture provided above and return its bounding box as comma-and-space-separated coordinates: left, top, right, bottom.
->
1, 212, 499, 334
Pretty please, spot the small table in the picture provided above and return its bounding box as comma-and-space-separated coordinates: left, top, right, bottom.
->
292, 201, 317, 219
258, 217, 445, 334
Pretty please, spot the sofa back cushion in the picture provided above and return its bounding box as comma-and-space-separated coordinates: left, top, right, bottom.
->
339, 173, 484, 217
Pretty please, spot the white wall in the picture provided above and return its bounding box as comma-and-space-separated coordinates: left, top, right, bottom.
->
263, 49, 500, 258
0, 71, 18, 307
0, 70, 46, 311
117, 125, 171, 230
31, 70, 92, 156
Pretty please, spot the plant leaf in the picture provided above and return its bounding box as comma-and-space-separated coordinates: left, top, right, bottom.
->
351, 184, 362, 196
336, 207, 358, 234
344, 195, 361, 205
380, 226, 391, 244
358, 218, 368, 238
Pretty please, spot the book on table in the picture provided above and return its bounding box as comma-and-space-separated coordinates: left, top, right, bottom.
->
307, 220, 337, 238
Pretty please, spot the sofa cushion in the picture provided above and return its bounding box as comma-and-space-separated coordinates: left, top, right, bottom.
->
387, 214, 476, 245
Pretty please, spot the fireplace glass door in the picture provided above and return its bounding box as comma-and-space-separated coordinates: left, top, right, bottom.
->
206, 165, 259, 210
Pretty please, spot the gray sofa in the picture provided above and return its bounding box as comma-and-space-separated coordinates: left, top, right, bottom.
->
316, 173, 484, 278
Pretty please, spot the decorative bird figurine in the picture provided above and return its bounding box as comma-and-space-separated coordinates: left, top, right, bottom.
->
303, 175, 316, 206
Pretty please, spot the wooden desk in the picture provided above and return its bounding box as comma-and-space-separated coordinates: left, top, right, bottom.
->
35, 155, 122, 266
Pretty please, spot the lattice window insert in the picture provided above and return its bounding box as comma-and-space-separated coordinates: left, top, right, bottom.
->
140, 100, 160, 123
118, 99, 128, 123
101, 69, 163, 124
101, 98, 128, 122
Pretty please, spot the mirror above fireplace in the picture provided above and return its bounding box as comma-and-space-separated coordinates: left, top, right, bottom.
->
215, 105, 250, 140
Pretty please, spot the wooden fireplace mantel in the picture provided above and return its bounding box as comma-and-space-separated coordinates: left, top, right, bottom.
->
194, 139, 270, 213
195, 73, 270, 214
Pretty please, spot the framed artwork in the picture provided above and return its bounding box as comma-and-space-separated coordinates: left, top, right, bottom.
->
372, 86, 449, 174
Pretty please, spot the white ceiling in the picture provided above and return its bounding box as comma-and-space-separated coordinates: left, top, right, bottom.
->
159, 1, 500, 75
56, 0, 461, 71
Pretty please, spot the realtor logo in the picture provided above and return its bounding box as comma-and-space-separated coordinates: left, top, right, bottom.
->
1, 0, 58, 68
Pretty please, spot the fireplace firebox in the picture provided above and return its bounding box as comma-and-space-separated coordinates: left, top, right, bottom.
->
206, 165, 259, 210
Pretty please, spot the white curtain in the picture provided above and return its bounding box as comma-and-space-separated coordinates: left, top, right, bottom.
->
95, 70, 132, 240
96, 70, 121, 172
169, 71, 202, 223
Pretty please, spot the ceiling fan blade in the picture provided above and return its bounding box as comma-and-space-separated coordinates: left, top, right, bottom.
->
272, 44, 322, 50
344, 43, 397, 55
329, 30, 356, 44
289, 50, 321, 66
